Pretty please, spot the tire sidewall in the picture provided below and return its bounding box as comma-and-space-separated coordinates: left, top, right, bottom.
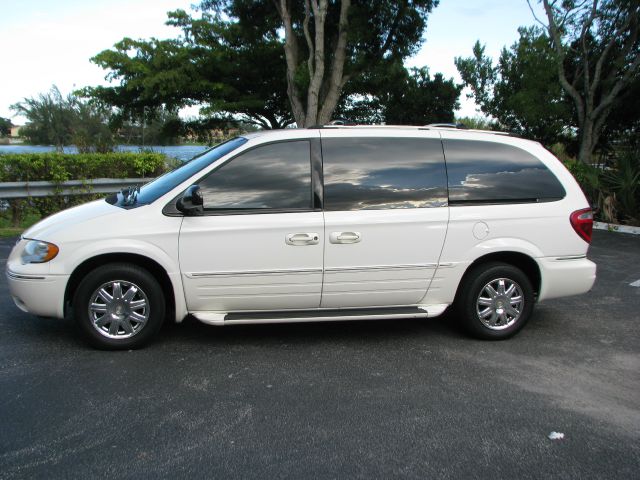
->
457, 263, 534, 340
73, 263, 165, 350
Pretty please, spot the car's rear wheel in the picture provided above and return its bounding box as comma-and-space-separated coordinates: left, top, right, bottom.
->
455, 262, 534, 340
73, 263, 165, 349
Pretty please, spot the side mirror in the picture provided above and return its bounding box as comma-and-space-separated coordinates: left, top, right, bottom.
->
176, 184, 204, 215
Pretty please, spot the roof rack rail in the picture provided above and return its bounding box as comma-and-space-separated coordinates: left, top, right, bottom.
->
306, 122, 520, 138
424, 123, 469, 129
423, 123, 520, 137
307, 119, 351, 129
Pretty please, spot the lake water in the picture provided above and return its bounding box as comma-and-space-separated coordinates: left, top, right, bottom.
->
0, 144, 210, 162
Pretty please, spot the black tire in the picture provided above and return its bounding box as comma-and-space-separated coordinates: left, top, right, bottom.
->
454, 262, 534, 340
73, 263, 166, 350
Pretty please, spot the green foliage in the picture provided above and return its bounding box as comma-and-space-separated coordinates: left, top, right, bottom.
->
72, 101, 115, 153
11, 86, 76, 148
86, 13, 291, 130
205, 0, 439, 67
383, 68, 461, 125
206, 0, 440, 126
87, 1, 443, 128
564, 151, 640, 225
455, 28, 571, 146
339, 62, 460, 125
110, 108, 187, 146
602, 152, 640, 224
457, 2, 640, 162
0, 117, 11, 137
454, 116, 501, 131
599, 74, 640, 151
0, 152, 166, 182
0, 152, 168, 226
10, 86, 115, 152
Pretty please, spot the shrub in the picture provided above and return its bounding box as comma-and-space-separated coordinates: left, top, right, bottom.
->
603, 151, 640, 225
0, 152, 169, 226
564, 150, 640, 225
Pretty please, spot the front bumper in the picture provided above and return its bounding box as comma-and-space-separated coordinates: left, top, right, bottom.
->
537, 256, 596, 301
7, 269, 69, 318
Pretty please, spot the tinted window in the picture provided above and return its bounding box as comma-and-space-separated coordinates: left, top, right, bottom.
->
444, 140, 565, 203
322, 137, 448, 211
198, 140, 312, 210
125, 137, 248, 206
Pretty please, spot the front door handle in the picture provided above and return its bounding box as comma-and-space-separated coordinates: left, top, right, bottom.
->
330, 231, 361, 244
286, 232, 319, 246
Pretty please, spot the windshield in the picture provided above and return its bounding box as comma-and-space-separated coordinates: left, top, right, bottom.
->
107, 137, 248, 207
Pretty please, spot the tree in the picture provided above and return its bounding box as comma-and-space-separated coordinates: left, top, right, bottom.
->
0, 117, 11, 137
528, 0, 640, 164
86, 12, 293, 129
11, 86, 77, 150
339, 61, 461, 125
202, 0, 439, 127
600, 71, 640, 148
454, 116, 500, 131
11, 86, 114, 152
383, 68, 461, 125
455, 28, 572, 146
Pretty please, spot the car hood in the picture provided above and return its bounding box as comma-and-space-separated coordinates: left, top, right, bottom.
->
22, 199, 124, 241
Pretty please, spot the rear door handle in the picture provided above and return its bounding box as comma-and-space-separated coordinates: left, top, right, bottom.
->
286, 232, 319, 246
330, 231, 361, 244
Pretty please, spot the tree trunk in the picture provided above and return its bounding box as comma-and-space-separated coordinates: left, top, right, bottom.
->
577, 130, 594, 165
276, 0, 351, 127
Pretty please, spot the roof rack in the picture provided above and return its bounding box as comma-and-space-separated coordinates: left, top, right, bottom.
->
423, 123, 517, 137
307, 121, 518, 137
424, 123, 469, 129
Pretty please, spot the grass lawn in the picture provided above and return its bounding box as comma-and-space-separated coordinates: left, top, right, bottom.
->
0, 228, 23, 238
0, 212, 42, 238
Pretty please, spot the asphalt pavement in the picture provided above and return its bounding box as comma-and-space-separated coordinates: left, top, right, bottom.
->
0, 230, 638, 479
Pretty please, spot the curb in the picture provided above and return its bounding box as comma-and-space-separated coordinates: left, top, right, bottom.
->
594, 221, 640, 235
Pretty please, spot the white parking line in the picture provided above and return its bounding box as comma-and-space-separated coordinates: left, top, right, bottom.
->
630, 279, 640, 287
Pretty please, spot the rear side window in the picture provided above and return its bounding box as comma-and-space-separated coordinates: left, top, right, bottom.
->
322, 137, 448, 211
197, 140, 312, 210
444, 140, 565, 204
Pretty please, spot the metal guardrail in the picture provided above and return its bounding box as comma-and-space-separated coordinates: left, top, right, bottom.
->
0, 178, 153, 199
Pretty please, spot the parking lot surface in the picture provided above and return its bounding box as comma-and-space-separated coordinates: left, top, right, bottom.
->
0, 230, 638, 479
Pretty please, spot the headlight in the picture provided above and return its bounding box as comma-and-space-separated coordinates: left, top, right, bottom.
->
21, 239, 59, 264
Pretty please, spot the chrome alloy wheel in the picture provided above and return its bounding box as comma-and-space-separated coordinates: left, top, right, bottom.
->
476, 278, 524, 330
88, 280, 150, 339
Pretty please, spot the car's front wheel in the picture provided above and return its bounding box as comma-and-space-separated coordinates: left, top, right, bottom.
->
455, 262, 534, 340
73, 263, 165, 349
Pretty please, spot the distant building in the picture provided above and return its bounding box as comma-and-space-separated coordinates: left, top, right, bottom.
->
10, 125, 23, 138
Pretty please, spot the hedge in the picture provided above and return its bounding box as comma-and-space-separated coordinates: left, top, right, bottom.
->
0, 152, 170, 226
0, 152, 167, 182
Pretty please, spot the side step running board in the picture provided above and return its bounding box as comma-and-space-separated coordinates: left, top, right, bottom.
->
191, 305, 449, 326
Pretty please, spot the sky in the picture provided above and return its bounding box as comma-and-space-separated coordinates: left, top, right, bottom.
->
0, 0, 546, 124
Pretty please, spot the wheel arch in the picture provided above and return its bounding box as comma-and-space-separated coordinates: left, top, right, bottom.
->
64, 253, 177, 321
455, 251, 541, 302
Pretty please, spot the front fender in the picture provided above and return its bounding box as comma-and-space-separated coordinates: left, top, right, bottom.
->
53, 239, 188, 322
51, 238, 180, 276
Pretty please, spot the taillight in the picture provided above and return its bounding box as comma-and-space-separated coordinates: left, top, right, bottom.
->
570, 208, 593, 243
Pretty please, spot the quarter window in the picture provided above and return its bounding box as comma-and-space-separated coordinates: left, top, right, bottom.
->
444, 140, 566, 203
321, 137, 448, 211
198, 140, 312, 210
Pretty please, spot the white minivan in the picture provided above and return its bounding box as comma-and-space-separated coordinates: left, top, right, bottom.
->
6, 125, 596, 349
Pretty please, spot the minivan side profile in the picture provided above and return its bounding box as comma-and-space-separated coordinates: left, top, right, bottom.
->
6, 125, 596, 349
